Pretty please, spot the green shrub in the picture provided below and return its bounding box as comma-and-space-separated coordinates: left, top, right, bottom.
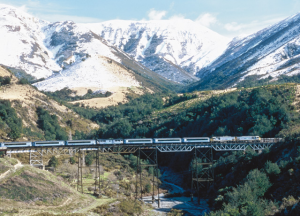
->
36, 107, 68, 140
85, 153, 94, 166
18, 78, 30, 85
49, 156, 59, 168
145, 183, 151, 193
118, 199, 143, 215
0, 76, 11, 85
264, 161, 281, 176
0, 100, 22, 140
70, 157, 76, 164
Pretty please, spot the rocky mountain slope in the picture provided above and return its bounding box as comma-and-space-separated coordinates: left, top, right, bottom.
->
0, 66, 98, 142
86, 19, 229, 84
189, 12, 300, 91
0, 4, 176, 94
5, 3, 300, 92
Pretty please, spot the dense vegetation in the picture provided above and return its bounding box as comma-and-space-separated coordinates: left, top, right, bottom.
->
44, 87, 112, 102
0, 100, 22, 140
95, 85, 298, 139
206, 139, 300, 215
0, 76, 11, 86
237, 74, 300, 88
36, 107, 68, 140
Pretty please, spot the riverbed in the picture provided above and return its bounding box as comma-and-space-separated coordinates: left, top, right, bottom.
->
142, 168, 210, 216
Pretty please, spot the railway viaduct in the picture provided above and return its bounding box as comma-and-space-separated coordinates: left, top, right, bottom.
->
0, 140, 278, 207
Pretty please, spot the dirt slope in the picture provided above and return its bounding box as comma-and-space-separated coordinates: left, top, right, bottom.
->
0, 66, 98, 141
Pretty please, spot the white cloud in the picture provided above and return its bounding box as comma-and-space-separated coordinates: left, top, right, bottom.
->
224, 22, 245, 31
223, 17, 286, 38
148, 8, 167, 20
195, 13, 217, 27
224, 17, 285, 33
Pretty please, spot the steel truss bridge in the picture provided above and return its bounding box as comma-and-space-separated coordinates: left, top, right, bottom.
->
0, 140, 278, 206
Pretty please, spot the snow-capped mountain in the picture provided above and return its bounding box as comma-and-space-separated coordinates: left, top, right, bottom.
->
5, 3, 300, 92
0, 4, 175, 92
190, 12, 300, 90
85, 20, 230, 84
0, 5, 59, 79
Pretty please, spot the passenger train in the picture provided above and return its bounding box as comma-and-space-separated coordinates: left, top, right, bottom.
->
0, 136, 282, 148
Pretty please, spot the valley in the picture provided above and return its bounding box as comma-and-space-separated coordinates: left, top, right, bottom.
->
1, 3, 300, 215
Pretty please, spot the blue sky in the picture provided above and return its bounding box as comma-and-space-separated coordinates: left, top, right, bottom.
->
1, 0, 300, 38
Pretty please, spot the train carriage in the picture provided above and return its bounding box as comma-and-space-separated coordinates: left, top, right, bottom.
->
97, 139, 123, 144
153, 138, 182, 144
65, 140, 96, 146
236, 136, 260, 141
2, 141, 32, 148
124, 138, 153, 144
182, 137, 210, 143
33, 141, 65, 146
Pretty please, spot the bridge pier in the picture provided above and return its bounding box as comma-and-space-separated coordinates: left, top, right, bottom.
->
30, 149, 43, 168
135, 147, 160, 206
191, 147, 214, 203
77, 149, 84, 193
94, 148, 101, 196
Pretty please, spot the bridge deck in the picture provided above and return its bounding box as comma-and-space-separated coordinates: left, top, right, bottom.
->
5, 141, 279, 153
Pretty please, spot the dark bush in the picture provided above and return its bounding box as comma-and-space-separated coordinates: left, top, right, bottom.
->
0, 76, 11, 85
18, 78, 30, 85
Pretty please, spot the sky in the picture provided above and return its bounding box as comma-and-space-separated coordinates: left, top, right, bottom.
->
1, 0, 300, 38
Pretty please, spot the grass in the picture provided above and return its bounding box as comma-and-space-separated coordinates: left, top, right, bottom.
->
0, 166, 71, 204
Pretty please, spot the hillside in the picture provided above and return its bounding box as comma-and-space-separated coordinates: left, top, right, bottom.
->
206, 137, 300, 215
0, 4, 178, 98
86, 19, 229, 84
0, 157, 93, 215
189, 12, 300, 91
0, 66, 98, 142
93, 84, 299, 141
0, 151, 159, 215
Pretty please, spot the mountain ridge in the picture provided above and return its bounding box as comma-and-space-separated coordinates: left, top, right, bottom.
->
189, 11, 300, 90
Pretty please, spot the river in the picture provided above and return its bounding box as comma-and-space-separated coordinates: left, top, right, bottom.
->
142, 168, 210, 216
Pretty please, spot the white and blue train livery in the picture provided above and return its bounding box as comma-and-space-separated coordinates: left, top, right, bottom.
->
124, 138, 153, 144
33, 141, 65, 147
153, 138, 182, 144
0, 136, 279, 148
236, 136, 260, 141
182, 137, 210, 143
98, 139, 123, 144
2, 141, 32, 148
65, 140, 96, 146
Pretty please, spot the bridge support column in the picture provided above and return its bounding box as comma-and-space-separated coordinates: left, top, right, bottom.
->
135, 147, 160, 207
30, 149, 43, 168
94, 148, 101, 197
191, 147, 214, 203
77, 149, 84, 193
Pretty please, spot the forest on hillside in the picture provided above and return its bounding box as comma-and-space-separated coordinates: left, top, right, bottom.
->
93, 85, 299, 140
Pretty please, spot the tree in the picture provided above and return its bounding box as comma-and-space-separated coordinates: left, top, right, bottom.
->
85, 153, 94, 166
70, 157, 76, 164
49, 156, 59, 168
145, 183, 151, 193
18, 78, 30, 85
36, 107, 68, 140
264, 161, 281, 177
8, 124, 21, 140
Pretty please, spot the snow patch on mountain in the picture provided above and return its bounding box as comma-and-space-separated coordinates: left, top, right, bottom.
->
0, 4, 61, 79
84, 20, 229, 83
34, 55, 140, 91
